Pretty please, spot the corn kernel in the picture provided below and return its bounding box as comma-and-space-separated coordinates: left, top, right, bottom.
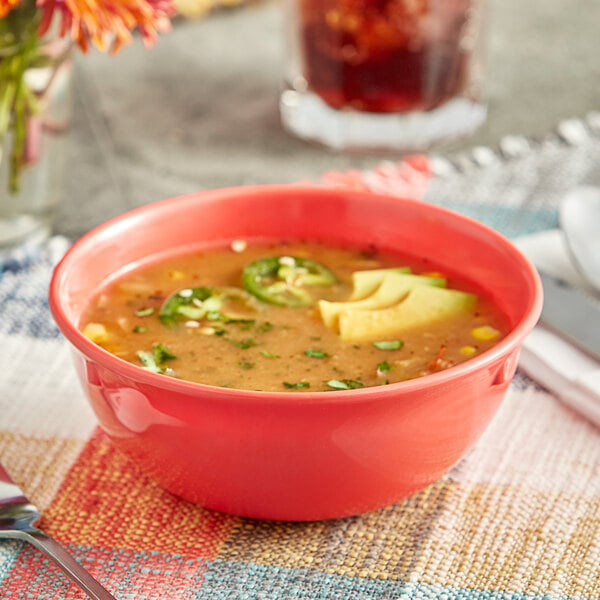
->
471, 325, 500, 341
460, 345, 477, 356
83, 323, 109, 344
168, 270, 186, 280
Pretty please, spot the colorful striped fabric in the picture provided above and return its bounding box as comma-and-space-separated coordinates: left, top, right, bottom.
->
1, 168, 599, 600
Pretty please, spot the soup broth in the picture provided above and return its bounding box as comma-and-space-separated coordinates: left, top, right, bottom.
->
81, 241, 507, 392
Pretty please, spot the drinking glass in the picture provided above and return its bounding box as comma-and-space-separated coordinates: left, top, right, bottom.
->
280, 0, 487, 152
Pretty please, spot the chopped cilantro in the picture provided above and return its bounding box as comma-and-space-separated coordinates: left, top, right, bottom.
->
137, 343, 176, 373
377, 361, 391, 373
304, 349, 329, 358
226, 318, 256, 330
153, 343, 176, 361
260, 351, 280, 358
373, 340, 404, 350
135, 307, 154, 317
229, 337, 256, 349
237, 361, 255, 370
326, 379, 364, 390
256, 321, 273, 333
283, 381, 310, 389
133, 326, 148, 333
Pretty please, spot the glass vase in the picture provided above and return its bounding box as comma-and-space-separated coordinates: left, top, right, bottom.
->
0, 36, 73, 256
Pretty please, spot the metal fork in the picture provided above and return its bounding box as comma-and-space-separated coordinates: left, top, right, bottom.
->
0, 462, 117, 599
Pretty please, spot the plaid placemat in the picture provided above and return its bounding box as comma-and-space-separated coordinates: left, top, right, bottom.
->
1, 144, 600, 598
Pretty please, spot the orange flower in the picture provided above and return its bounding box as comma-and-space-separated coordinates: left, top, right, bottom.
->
37, 0, 175, 53
0, 0, 23, 18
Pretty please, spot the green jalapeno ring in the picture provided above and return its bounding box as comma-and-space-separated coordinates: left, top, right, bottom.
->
242, 256, 337, 307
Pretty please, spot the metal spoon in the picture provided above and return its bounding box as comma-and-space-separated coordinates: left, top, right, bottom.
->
559, 185, 600, 292
0, 463, 118, 599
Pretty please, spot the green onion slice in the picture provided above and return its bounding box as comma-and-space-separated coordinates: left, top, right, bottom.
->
304, 349, 329, 358
326, 379, 364, 390
373, 340, 404, 351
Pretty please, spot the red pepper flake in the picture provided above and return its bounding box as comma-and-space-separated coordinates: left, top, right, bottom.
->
427, 345, 454, 372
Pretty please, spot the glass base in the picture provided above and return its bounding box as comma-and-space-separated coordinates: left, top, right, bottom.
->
0, 212, 53, 258
280, 88, 487, 153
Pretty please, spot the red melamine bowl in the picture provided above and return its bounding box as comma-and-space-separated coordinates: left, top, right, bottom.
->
49, 185, 542, 521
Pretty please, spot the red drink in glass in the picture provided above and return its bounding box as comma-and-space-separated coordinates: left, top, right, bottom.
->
280, 0, 487, 151
300, 0, 475, 113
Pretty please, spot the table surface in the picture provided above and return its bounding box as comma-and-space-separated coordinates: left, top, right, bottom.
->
58, 0, 600, 238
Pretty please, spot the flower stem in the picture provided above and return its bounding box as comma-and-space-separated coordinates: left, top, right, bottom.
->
0, 0, 43, 194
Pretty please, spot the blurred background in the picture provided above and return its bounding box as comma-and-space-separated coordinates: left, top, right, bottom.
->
60, 0, 600, 237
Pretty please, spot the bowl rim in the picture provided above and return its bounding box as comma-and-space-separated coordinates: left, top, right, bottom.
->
49, 184, 543, 405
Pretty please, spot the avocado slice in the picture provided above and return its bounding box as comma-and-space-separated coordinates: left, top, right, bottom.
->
349, 267, 412, 300
319, 272, 446, 331
319, 269, 446, 331
339, 285, 477, 343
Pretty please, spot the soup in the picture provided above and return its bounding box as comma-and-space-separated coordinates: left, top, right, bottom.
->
81, 240, 507, 392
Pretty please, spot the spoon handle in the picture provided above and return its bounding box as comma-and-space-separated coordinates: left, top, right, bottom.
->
1, 528, 118, 600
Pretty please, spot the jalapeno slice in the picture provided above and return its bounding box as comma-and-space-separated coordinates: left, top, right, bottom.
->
242, 256, 337, 307
159, 286, 260, 325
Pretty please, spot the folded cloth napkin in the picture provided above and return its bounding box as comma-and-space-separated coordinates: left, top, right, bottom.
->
515, 229, 600, 427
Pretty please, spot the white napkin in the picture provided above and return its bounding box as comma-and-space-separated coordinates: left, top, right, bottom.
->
515, 229, 600, 427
